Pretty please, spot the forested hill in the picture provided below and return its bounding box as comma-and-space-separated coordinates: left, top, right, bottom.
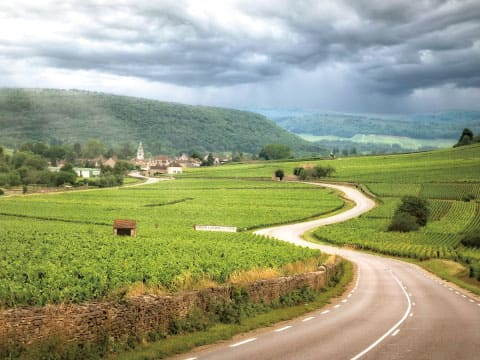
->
0, 89, 323, 156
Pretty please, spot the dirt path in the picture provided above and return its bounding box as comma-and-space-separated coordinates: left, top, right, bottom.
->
125, 172, 173, 186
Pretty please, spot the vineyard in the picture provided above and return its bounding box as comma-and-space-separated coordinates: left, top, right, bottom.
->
182, 144, 480, 284
0, 179, 341, 307
173, 143, 479, 287
1, 144, 480, 307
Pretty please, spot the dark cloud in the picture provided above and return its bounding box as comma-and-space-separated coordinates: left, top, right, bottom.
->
0, 0, 479, 110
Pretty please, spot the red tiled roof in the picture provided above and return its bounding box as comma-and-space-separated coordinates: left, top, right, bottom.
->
113, 219, 136, 229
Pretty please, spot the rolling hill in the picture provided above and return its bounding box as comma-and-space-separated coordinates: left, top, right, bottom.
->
0, 89, 324, 156
250, 108, 480, 153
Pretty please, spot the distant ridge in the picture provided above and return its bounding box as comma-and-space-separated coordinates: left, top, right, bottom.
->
0, 88, 324, 156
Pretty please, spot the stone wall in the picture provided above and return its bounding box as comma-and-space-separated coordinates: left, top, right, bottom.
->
0, 263, 337, 348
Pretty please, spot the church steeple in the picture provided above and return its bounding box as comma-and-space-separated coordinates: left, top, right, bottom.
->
136, 142, 144, 161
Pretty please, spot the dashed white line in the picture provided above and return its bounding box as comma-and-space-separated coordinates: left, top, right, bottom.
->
391, 329, 400, 337
302, 316, 315, 322
455, 291, 460, 295
334, 304, 341, 309
275, 326, 292, 333
342, 299, 348, 303
412, 302, 416, 307
184, 357, 197, 360
350, 273, 412, 360
321, 310, 330, 315
409, 313, 413, 317
469, 299, 475, 303
229, 338, 257, 348
462, 295, 467, 298
348, 294, 352, 298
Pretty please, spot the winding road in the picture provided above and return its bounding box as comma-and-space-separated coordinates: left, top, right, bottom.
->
175, 183, 480, 360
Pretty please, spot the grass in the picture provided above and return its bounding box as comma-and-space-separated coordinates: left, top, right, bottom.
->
414, 259, 480, 296
109, 260, 353, 360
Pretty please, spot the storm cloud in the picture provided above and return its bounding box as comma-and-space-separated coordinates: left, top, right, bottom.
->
1, 0, 479, 112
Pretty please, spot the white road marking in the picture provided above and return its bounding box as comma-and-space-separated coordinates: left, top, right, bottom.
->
469, 299, 475, 303
455, 291, 460, 295
275, 326, 292, 333
334, 304, 341, 308
302, 316, 315, 322
348, 294, 352, 298
350, 273, 412, 360
392, 329, 400, 337
410, 313, 413, 317
412, 302, 416, 306
342, 299, 348, 303
184, 358, 197, 360
462, 295, 466, 298
321, 310, 330, 314
229, 338, 257, 348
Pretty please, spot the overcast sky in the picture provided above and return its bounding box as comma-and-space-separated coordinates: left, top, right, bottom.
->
1, 0, 479, 113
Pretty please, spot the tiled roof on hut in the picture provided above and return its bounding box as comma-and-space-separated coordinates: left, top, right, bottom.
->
113, 219, 136, 229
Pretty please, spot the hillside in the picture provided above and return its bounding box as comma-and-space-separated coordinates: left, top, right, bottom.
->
250, 108, 480, 153
0, 89, 323, 156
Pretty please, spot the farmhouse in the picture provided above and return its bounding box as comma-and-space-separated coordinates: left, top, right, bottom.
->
167, 162, 183, 174
113, 219, 137, 237
74, 168, 101, 178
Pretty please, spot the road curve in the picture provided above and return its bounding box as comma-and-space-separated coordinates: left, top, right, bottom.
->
126, 172, 172, 186
175, 183, 480, 360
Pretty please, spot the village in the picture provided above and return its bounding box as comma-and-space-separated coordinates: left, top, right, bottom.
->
48, 142, 230, 179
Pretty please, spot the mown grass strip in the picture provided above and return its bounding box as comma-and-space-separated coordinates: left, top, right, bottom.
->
143, 197, 193, 207
0, 212, 111, 226
110, 261, 353, 360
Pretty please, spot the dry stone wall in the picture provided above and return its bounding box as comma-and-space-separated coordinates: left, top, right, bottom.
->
0, 264, 337, 348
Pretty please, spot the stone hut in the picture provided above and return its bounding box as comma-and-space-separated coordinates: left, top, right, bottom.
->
113, 219, 137, 237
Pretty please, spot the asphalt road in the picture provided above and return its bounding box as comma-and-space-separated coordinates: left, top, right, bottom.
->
174, 183, 480, 360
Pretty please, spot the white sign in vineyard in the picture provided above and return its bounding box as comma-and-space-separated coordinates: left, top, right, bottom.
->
194, 225, 237, 232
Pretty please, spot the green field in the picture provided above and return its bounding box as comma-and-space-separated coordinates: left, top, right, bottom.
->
2, 144, 480, 307
0, 179, 342, 307
183, 144, 480, 282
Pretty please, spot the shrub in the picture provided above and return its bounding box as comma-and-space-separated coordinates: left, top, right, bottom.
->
396, 196, 430, 226
293, 165, 335, 180
388, 212, 420, 232
462, 194, 476, 202
461, 232, 480, 248
274, 169, 285, 181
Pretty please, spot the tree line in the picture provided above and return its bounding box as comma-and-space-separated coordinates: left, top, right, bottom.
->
0, 140, 135, 191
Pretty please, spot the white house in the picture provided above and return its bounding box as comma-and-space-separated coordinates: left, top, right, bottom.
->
74, 168, 101, 178
167, 162, 183, 174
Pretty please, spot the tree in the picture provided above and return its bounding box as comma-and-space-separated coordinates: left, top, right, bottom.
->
259, 144, 291, 160
275, 169, 285, 181
201, 153, 215, 166
454, 128, 475, 147
388, 196, 429, 232
396, 196, 429, 226
73, 142, 82, 156
83, 139, 105, 158
388, 212, 420, 232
